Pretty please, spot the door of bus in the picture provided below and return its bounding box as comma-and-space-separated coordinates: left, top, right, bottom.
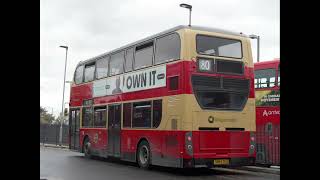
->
108, 104, 121, 157
69, 109, 80, 150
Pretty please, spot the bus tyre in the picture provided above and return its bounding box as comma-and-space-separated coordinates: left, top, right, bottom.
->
83, 138, 92, 159
137, 140, 151, 169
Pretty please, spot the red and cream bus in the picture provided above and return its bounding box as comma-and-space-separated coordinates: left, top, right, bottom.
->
254, 59, 280, 166
68, 25, 256, 169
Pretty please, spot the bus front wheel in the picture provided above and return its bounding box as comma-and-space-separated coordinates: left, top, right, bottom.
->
137, 140, 151, 169
83, 137, 92, 159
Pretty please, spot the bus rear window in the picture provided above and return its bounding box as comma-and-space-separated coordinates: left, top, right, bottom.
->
196, 35, 242, 59
195, 91, 247, 110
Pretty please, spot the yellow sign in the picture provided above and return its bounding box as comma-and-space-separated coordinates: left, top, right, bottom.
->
213, 159, 230, 165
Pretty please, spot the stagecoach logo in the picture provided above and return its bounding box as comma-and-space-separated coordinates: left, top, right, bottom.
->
263, 110, 280, 117
208, 116, 214, 123
93, 65, 166, 97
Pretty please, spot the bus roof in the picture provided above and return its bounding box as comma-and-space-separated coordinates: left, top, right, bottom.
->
254, 59, 280, 70
78, 25, 248, 66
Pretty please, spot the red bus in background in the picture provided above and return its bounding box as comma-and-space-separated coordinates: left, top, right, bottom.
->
254, 59, 280, 166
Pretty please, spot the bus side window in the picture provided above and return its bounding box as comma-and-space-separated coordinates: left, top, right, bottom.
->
82, 106, 93, 127
134, 41, 154, 70
96, 56, 109, 79
154, 33, 180, 64
152, 100, 162, 128
125, 48, 134, 72
84, 63, 95, 82
123, 103, 132, 128
75, 65, 84, 84
110, 51, 125, 76
132, 101, 151, 128
94, 106, 107, 127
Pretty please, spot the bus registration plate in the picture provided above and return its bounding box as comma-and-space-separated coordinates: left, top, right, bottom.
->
213, 159, 230, 165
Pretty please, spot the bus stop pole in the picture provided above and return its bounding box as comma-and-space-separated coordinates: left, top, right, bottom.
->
59, 45, 68, 146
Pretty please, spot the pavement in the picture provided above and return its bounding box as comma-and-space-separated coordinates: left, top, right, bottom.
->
40, 143, 280, 175
40, 145, 280, 180
233, 166, 280, 175
40, 143, 69, 149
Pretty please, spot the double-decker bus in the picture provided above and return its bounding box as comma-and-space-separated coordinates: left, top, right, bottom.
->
68, 25, 256, 169
254, 59, 280, 166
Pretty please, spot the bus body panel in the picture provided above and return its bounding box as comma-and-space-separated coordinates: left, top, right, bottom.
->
79, 128, 108, 157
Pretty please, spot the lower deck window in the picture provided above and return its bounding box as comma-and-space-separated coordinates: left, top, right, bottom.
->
94, 107, 106, 127
132, 101, 151, 128
152, 100, 162, 128
123, 103, 132, 128
123, 100, 162, 128
82, 107, 93, 127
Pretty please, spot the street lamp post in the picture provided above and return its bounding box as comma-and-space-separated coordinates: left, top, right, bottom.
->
249, 35, 260, 62
180, 3, 192, 26
59, 45, 68, 146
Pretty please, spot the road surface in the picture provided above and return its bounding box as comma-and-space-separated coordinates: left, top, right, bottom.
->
40, 146, 280, 180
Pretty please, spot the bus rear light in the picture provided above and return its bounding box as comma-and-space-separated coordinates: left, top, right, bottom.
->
185, 132, 193, 156
187, 136, 192, 141
250, 136, 255, 141
249, 132, 256, 155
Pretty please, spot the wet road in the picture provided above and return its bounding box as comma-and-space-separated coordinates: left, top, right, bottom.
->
40, 146, 279, 180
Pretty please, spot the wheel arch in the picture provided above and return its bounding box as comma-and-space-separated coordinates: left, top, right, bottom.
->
81, 135, 90, 153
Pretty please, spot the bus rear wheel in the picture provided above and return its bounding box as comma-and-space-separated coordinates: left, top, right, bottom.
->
83, 138, 92, 159
137, 140, 151, 169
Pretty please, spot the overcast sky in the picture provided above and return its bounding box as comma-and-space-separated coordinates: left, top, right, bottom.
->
40, 0, 279, 117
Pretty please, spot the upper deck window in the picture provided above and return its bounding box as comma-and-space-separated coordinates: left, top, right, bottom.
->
75, 65, 84, 84
110, 51, 125, 76
196, 35, 242, 59
255, 69, 276, 88
134, 41, 154, 69
96, 56, 109, 79
155, 33, 180, 64
84, 64, 95, 82
125, 48, 134, 72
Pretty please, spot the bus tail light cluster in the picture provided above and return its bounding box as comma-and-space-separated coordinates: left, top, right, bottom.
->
185, 131, 193, 156
249, 132, 256, 155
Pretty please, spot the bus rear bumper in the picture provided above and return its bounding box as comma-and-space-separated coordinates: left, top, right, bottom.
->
182, 157, 256, 168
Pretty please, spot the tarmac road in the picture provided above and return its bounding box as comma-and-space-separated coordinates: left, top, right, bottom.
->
40, 146, 280, 180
